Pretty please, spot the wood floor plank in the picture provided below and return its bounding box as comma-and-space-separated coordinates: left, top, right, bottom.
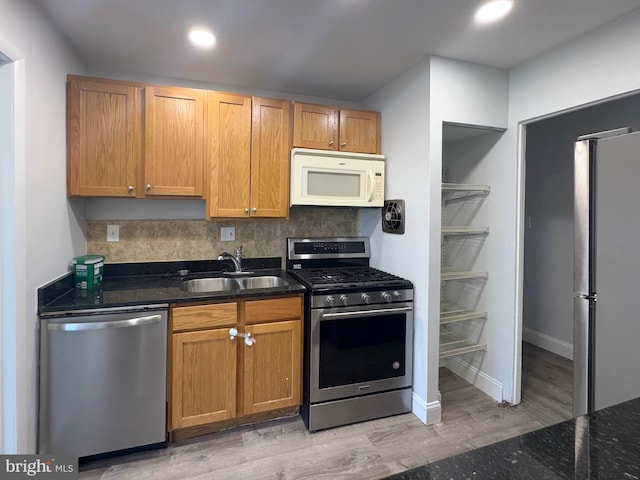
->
79, 341, 573, 479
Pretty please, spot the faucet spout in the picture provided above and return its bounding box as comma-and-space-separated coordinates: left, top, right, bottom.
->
217, 245, 243, 272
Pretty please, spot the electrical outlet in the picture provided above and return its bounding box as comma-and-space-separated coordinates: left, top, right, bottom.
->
220, 226, 236, 242
107, 224, 120, 242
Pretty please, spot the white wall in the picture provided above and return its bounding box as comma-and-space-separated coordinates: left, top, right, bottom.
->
0, 55, 15, 454
361, 61, 435, 422
509, 7, 640, 402
430, 58, 510, 402
362, 57, 508, 423
523, 94, 640, 359
0, 1, 84, 453
510, 9, 640, 123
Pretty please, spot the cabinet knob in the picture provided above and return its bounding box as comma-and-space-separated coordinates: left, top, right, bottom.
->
128, 185, 134, 193
252, 208, 257, 213
244, 208, 249, 214
146, 184, 151, 191
340, 142, 347, 147
328, 140, 335, 146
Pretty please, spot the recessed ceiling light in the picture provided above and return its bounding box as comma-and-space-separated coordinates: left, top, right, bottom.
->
474, 0, 513, 24
189, 28, 216, 49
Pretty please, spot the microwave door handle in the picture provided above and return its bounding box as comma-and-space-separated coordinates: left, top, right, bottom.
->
367, 171, 375, 201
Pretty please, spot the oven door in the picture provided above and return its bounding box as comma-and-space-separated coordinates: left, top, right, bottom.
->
309, 302, 413, 403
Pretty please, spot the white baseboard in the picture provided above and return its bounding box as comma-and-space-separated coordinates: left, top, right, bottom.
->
411, 391, 441, 425
523, 327, 573, 359
442, 357, 504, 401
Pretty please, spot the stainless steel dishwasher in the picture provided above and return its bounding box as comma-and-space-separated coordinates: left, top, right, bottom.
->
38, 305, 168, 458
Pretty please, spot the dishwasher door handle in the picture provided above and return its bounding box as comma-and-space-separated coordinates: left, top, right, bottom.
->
47, 314, 163, 331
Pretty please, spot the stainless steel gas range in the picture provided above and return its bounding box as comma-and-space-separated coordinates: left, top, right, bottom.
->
286, 237, 414, 431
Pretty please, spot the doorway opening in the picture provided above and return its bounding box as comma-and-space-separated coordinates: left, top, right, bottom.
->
521, 92, 640, 423
438, 122, 504, 402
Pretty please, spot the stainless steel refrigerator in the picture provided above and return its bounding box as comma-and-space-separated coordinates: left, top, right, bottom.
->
574, 127, 640, 416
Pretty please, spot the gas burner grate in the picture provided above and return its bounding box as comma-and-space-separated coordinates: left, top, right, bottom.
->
290, 266, 406, 289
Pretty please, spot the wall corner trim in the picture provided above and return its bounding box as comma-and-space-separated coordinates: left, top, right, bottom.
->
523, 328, 573, 360
442, 357, 504, 402
412, 391, 441, 425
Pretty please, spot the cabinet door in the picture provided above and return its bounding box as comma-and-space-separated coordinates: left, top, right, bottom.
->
339, 109, 381, 154
207, 92, 252, 218
250, 97, 292, 218
245, 296, 302, 325
172, 302, 237, 332
292, 103, 338, 151
144, 86, 205, 197
172, 328, 237, 429
67, 76, 141, 197
243, 320, 302, 415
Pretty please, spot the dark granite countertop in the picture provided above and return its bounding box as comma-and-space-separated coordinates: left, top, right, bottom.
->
38, 257, 306, 315
383, 396, 640, 480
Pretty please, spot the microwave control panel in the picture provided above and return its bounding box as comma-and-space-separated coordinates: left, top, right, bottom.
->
374, 173, 384, 201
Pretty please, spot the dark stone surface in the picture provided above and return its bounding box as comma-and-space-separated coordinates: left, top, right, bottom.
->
38, 257, 306, 314
383, 396, 640, 480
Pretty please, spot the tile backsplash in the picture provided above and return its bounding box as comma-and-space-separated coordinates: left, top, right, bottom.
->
86, 207, 360, 265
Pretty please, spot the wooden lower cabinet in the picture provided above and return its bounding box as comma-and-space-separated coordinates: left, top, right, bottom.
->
244, 320, 302, 414
170, 295, 303, 433
171, 328, 237, 429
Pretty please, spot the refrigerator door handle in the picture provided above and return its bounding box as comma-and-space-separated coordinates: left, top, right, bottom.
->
576, 294, 597, 301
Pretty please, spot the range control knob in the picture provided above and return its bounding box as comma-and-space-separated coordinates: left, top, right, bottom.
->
381, 291, 392, 303
393, 291, 403, 301
340, 295, 349, 306
326, 296, 336, 307
361, 293, 371, 305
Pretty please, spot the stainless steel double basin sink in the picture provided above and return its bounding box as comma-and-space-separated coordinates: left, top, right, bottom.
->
181, 275, 289, 293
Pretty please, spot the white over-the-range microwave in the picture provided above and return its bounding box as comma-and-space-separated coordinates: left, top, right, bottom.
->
290, 148, 385, 207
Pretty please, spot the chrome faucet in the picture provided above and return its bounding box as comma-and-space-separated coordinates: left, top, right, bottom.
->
217, 245, 243, 272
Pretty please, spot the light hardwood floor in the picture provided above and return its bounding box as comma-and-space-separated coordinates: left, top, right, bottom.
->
79, 342, 572, 479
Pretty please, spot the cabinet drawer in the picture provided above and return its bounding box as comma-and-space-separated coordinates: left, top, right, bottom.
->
245, 296, 302, 324
172, 303, 237, 332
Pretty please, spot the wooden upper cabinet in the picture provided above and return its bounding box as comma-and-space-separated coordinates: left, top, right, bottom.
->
292, 103, 338, 151
293, 102, 381, 154
339, 109, 381, 154
207, 95, 291, 219
144, 86, 205, 197
207, 92, 252, 217
67, 76, 142, 197
250, 97, 292, 218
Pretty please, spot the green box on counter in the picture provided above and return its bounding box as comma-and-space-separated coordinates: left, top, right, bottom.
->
72, 255, 105, 290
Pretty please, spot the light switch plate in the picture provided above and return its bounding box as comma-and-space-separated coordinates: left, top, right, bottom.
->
220, 226, 236, 241
107, 224, 120, 242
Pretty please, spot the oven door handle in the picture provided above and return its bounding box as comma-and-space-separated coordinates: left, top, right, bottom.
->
321, 306, 413, 319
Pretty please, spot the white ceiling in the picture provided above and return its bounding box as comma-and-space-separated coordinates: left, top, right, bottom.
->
34, 0, 640, 101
